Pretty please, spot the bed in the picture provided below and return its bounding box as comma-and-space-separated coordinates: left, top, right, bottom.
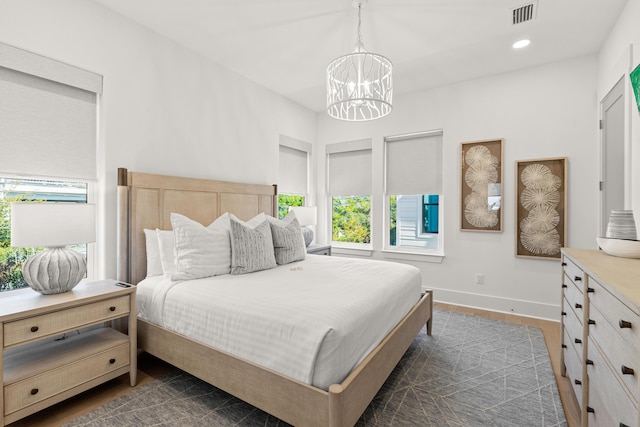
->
116, 168, 433, 427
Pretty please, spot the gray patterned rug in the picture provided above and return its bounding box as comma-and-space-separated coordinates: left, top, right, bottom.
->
65, 309, 566, 426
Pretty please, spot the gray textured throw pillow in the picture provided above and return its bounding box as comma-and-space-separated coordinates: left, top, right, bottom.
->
229, 216, 277, 275
267, 213, 306, 265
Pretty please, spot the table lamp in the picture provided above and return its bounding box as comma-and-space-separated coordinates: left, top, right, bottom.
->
288, 206, 317, 247
11, 202, 96, 294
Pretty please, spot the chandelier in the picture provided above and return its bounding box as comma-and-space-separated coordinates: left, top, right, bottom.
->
326, 1, 393, 121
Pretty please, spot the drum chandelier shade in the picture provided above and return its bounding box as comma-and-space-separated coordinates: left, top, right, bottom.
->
327, 1, 393, 121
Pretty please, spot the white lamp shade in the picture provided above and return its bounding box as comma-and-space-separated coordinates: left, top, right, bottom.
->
288, 206, 317, 226
11, 202, 96, 248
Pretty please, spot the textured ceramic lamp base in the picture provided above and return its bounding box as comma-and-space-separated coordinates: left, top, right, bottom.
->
22, 247, 86, 294
301, 227, 314, 247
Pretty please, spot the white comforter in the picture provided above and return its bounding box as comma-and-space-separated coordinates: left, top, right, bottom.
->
136, 255, 421, 389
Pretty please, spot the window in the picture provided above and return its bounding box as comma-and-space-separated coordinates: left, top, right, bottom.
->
385, 131, 443, 253
0, 42, 102, 291
0, 178, 89, 291
327, 140, 372, 246
278, 136, 311, 219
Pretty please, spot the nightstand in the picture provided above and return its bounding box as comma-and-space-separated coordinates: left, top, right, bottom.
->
307, 244, 331, 256
0, 279, 136, 426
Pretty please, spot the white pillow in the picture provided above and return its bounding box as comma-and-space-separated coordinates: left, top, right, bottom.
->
267, 212, 306, 265
229, 213, 276, 275
156, 229, 176, 277
143, 229, 163, 277
170, 213, 231, 280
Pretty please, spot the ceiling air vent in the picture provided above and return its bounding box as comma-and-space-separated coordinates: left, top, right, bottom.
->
512, 1, 537, 25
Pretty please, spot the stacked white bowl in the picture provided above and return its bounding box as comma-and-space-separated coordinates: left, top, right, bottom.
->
606, 210, 637, 240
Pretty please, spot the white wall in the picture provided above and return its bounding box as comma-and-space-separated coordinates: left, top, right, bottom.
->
317, 56, 599, 320
598, 0, 640, 221
0, 0, 317, 280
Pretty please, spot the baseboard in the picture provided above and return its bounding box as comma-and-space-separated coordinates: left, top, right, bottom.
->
424, 286, 560, 321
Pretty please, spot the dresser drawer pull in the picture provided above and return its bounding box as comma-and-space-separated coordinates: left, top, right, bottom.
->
30, 388, 39, 395
109, 358, 116, 364
574, 338, 582, 344
586, 359, 594, 365
619, 320, 632, 329
561, 344, 567, 349
586, 407, 594, 413
574, 379, 582, 385
109, 306, 116, 312
588, 319, 596, 325
621, 365, 634, 375
561, 311, 566, 316
587, 287, 594, 293
575, 303, 582, 309
562, 284, 567, 288
30, 326, 39, 333
561, 262, 567, 266
574, 276, 582, 282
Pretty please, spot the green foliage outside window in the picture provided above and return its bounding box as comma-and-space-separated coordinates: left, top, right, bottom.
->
278, 194, 304, 219
389, 195, 397, 246
332, 196, 371, 244
0, 194, 38, 291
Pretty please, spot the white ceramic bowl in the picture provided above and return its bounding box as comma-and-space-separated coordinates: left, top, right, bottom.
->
596, 237, 640, 259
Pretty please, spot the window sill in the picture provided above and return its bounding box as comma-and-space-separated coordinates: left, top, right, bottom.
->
380, 249, 444, 264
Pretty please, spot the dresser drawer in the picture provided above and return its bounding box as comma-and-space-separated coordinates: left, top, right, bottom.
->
4, 342, 129, 415
563, 257, 584, 288
4, 295, 130, 347
563, 329, 583, 409
587, 342, 638, 427
588, 277, 640, 348
589, 303, 639, 402
564, 279, 584, 319
563, 297, 584, 351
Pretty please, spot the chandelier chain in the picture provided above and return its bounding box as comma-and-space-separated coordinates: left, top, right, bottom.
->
356, 3, 363, 44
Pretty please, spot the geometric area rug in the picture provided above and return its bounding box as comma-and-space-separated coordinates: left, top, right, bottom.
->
64, 309, 567, 426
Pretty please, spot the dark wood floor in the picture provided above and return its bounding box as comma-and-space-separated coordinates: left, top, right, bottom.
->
9, 302, 580, 427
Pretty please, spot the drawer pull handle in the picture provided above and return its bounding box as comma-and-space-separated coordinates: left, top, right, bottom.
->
587, 287, 594, 293
561, 344, 567, 349
574, 379, 582, 385
109, 358, 116, 364
562, 262, 567, 266
574, 338, 582, 344
621, 365, 634, 375
588, 319, 596, 325
109, 306, 116, 312
561, 284, 567, 288
619, 320, 632, 329
586, 359, 594, 366
30, 388, 39, 395
586, 407, 594, 413
30, 326, 39, 333
561, 311, 566, 316
575, 303, 582, 309
574, 276, 582, 281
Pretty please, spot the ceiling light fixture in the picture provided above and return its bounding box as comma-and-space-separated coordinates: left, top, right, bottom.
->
512, 39, 531, 49
327, 1, 392, 121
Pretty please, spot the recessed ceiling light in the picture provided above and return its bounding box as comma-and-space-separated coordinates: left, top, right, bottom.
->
512, 39, 531, 49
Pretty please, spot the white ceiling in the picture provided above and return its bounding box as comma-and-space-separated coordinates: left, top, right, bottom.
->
93, 0, 628, 113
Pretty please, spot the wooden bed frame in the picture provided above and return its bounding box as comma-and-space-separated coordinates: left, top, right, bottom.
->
116, 168, 433, 427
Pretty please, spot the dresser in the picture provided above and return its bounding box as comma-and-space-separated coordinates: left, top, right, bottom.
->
561, 248, 640, 426
307, 244, 331, 256
0, 279, 136, 426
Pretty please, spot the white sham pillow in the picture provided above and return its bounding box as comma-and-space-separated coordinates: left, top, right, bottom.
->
267, 212, 306, 265
170, 213, 231, 280
143, 229, 163, 277
229, 213, 276, 275
156, 229, 176, 277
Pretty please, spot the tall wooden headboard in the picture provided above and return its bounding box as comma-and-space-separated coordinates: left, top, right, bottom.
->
117, 168, 278, 285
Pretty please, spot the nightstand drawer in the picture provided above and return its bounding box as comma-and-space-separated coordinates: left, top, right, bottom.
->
563, 258, 584, 288
4, 295, 130, 347
4, 342, 129, 415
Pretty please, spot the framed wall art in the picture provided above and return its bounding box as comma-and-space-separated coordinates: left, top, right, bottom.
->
460, 138, 503, 232
515, 157, 567, 259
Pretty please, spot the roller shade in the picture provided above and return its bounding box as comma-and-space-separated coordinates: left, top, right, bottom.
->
327, 139, 372, 197
0, 42, 102, 181
385, 131, 443, 195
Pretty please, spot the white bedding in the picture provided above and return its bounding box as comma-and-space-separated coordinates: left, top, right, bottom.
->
136, 255, 421, 389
